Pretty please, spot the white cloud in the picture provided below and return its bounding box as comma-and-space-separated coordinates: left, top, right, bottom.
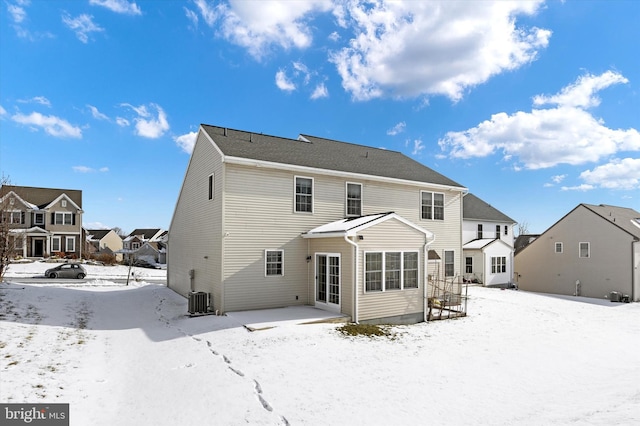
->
121, 103, 170, 138
192, 0, 219, 27
387, 121, 406, 136
275, 70, 296, 92
62, 12, 104, 43
87, 105, 109, 120
578, 158, 640, 190
11, 111, 82, 138
73, 166, 94, 173
184, 7, 199, 28
330, 1, 550, 101
310, 83, 328, 100
560, 184, 595, 192
18, 96, 51, 107
0, 105, 6, 116
438, 71, 640, 169
174, 131, 198, 154
533, 71, 629, 109
73, 165, 110, 173
116, 117, 129, 127
83, 221, 111, 230
411, 138, 425, 156
198, 0, 332, 60
89, 0, 142, 15
8, 4, 27, 23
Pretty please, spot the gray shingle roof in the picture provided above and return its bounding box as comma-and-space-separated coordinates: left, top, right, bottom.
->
86, 229, 112, 240
1, 185, 82, 209
128, 228, 162, 240
201, 124, 465, 189
463, 193, 516, 223
582, 204, 640, 239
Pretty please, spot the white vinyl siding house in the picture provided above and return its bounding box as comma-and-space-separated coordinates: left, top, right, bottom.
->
462, 193, 516, 287
168, 125, 467, 323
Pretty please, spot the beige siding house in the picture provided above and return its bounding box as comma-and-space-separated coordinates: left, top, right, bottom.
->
515, 204, 640, 301
0, 185, 83, 259
168, 124, 467, 323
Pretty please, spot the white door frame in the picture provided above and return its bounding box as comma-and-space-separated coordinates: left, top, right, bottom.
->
315, 253, 341, 312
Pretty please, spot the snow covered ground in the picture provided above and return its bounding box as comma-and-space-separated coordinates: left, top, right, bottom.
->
1, 262, 639, 425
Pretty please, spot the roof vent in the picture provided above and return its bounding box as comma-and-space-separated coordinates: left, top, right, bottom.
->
224, 128, 227, 136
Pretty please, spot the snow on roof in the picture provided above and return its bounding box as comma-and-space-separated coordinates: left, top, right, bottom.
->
463, 238, 499, 249
302, 212, 434, 239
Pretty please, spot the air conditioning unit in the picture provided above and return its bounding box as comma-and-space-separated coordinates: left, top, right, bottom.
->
188, 291, 209, 314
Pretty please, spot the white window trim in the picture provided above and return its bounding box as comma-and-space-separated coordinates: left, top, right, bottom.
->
579, 242, 590, 258
345, 182, 363, 217
9, 210, 22, 224
34, 212, 45, 225
490, 256, 507, 274
131, 242, 140, 250
65, 236, 75, 252
51, 236, 61, 252
465, 256, 473, 274
265, 249, 284, 277
555, 242, 563, 253
61, 200, 67, 207
443, 249, 455, 277
363, 250, 420, 293
54, 212, 73, 225
420, 191, 445, 221
294, 176, 314, 214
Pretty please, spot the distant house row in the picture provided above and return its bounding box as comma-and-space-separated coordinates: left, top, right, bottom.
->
0, 184, 166, 265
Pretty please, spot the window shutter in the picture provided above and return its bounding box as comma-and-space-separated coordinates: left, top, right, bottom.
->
51, 213, 55, 225
72, 214, 76, 226
21, 212, 25, 224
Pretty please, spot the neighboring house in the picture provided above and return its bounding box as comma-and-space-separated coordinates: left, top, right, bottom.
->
514, 234, 540, 255
462, 193, 517, 287
168, 124, 468, 324
515, 204, 640, 301
122, 228, 166, 263
0, 185, 83, 259
85, 229, 124, 261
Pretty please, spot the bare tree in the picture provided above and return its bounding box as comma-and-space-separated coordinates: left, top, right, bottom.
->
0, 175, 15, 282
517, 221, 530, 236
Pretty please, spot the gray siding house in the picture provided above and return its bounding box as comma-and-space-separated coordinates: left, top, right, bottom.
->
515, 204, 640, 301
462, 193, 517, 286
168, 124, 468, 323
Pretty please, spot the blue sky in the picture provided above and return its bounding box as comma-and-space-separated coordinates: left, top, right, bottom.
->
1, 0, 638, 235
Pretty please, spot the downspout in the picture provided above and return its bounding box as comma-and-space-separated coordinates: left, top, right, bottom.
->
423, 233, 436, 323
344, 234, 359, 323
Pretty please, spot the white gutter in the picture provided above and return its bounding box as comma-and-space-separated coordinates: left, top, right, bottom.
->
423, 233, 436, 323
344, 234, 359, 324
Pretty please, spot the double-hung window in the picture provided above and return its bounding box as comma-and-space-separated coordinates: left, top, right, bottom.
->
579, 242, 590, 258
51, 236, 61, 252
365, 251, 419, 292
421, 191, 444, 220
496, 225, 501, 238
477, 224, 483, 239
66, 236, 75, 252
34, 212, 44, 226
54, 212, 73, 225
9, 211, 22, 224
346, 182, 362, 216
295, 177, 313, 213
444, 250, 455, 277
265, 250, 284, 276
555, 242, 563, 253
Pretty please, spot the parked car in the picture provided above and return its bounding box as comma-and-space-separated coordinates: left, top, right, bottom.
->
45, 263, 87, 279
